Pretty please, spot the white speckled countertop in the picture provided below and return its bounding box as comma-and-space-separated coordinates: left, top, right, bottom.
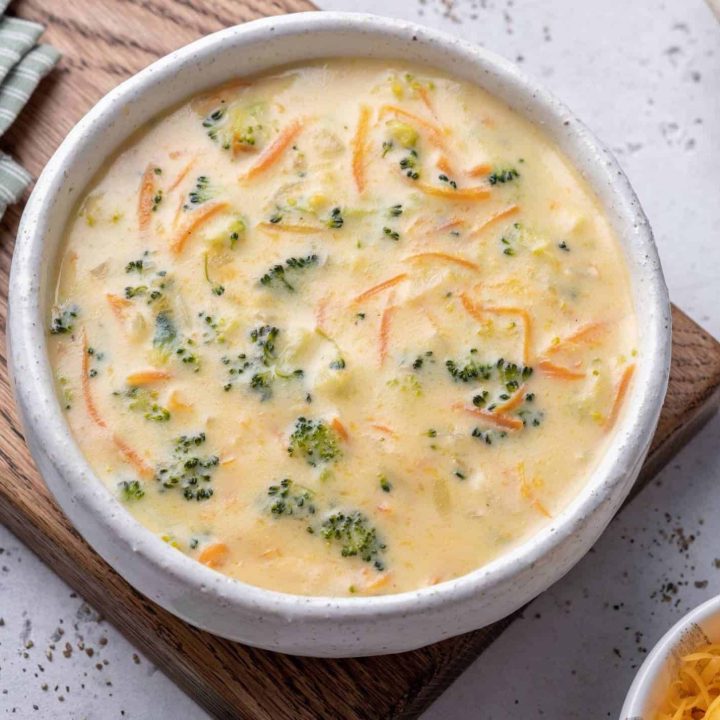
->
1, 0, 718, 717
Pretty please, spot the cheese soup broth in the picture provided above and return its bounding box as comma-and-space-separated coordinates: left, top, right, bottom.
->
48, 59, 636, 596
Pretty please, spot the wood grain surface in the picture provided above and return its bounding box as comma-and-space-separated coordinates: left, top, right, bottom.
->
1, 1, 720, 719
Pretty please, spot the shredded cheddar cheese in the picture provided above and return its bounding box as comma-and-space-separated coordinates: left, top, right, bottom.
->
656, 644, 720, 719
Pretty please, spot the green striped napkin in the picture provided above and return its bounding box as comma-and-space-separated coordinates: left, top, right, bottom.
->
0, 9, 60, 220
0, 44, 60, 136
0, 16, 44, 85
0, 151, 32, 218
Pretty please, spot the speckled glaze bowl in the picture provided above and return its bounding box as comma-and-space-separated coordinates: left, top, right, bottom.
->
621, 595, 720, 718
8, 12, 671, 657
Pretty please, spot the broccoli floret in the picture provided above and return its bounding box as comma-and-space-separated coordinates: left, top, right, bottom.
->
259, 264, 294, 292
153, 312, 177, 347
288, 417, 341, 466
223, 326, 302, 397
325, 207, 344, 229
155, 432, 219, 501
125, 267, 168, 304
203, 253, 225, 296
251, 325, 279, 365
183, 175, 212, 209
399, 149, 420, 180
117, 386, 171, 422
266, 478, 316, 518
202, 107, 225, 140
50, 303, 79, 335
152, 312, 200, 372
125, 258, 146, 273
250, 369, 273, 400
259, 254, 319, 292
488, 167, 520, 185
496, 358, 533, 392
320, 511, 386, 570
118, 479, 145, 501
471, 427, 507, 445
445, 352, 493, 383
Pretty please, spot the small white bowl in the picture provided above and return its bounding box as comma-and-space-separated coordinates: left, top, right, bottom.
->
8, 12, 671, 657
621, 596, 720, 719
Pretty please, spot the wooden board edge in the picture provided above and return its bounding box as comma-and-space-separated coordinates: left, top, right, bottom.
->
634, 387, 720, 495
0, 492, 250, 719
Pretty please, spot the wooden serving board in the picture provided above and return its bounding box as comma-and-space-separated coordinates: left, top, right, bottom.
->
2, 1, 720, 718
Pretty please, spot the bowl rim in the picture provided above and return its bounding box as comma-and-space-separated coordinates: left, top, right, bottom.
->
621, 595, 720, 718
8, 11, 671, 621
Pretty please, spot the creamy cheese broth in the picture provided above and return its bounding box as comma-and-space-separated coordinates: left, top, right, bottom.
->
48, 59, 637, 596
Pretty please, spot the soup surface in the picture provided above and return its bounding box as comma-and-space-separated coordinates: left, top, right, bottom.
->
49, 59, 637, 596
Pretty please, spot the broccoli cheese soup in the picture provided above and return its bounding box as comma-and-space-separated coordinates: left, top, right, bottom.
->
48, 59, 637, 597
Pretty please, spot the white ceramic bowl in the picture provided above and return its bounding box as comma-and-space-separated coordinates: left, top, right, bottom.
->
8, 12, 671, 657
621, 596, 720, 718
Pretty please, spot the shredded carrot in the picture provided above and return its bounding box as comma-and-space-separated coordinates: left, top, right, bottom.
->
112, 435, 154, 478
604, 364, 636, 430
241, 118, 304, 180
452, 402, 523, 431
198, 542, 229, 569
518, 463, 552, 518
489, 306, 532, 365
232, 134, 257, 157
469, 162, 492, 177
435, 218, 466, 233
353, 273, 408, 304
471, 204, 520, 236
370, 423, 398, 438
170, 201, 229, 254
315, 297, 329, 335
167, 157, 196, 193
167, 390, 192, 413
106, 293, 131, 322
436, 155, 453, 174
256, 222, 324, 235
532, 499, 552, 518
404, 252, 479, 271
379, 303, 396, 366
417, 85, 435, 115
331, 417, 350, 443
494, 386, 526, 414
363, 571, 391, 591
459, 291, 485, 323
81, 330, 154, 476
81, 330, 106, 429
137, 163, 157, 233
379, 105, 446, 146
413, 180, 491, 201
352, 105, 372, 194
421, 307, 443, 335
126, 369, 171, 386
545, 322, 606, 355
171, 194, 186, 229
459, 292, 533, 364
260, 547, 282, 560
537, 360, 586, 380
